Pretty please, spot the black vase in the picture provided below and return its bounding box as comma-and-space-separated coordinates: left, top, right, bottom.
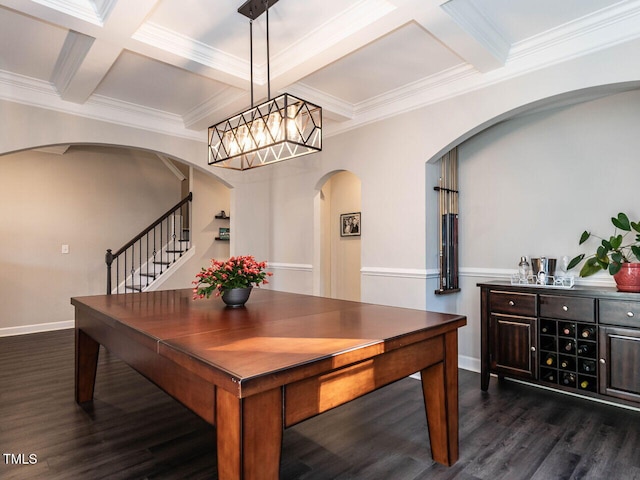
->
221, 287, 252, 308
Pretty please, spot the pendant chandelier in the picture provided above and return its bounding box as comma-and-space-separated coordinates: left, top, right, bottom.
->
208, 0, 322, 171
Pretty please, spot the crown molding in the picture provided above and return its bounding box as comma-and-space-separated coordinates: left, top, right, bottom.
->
85, 94, 201, 140
0, 69, 202, 141
508, 0, 640, 65
93, 0, 117, 23
441, 0, 510, 64
132, 22, 249, 81
285, 83, 354, 121
32, 0, 104, 25
182, 87, 248, 130
356, 64, 476, 117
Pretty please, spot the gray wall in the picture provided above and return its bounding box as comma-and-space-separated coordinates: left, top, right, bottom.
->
0, 146, 182, 332
453, 90, 640, 365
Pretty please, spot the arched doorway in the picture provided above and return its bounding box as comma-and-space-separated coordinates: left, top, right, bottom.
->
314, 170, 362, 301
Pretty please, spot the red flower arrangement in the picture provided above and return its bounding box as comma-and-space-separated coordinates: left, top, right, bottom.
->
192, 255, 272, 299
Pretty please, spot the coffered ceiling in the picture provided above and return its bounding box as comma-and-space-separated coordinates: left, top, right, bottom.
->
1, 0, 639, 141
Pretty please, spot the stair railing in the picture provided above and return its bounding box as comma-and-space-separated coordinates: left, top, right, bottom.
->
106, 192, 192, 294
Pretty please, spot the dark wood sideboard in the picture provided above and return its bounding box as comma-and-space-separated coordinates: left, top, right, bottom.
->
479, 281, 640, 408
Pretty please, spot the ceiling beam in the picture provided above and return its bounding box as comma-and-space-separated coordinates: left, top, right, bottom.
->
51, 0, 160, 103
414, 0, 508, 73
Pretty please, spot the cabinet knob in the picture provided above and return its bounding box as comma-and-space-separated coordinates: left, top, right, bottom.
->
627, 311, 634, 317
600, 358, 606, 364
531, 346, 536, 352
562, 305, 568, 311
508, 300, 515, 306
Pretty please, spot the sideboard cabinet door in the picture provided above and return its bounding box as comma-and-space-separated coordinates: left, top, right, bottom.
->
490, 314, 537, 380
599, 326, 640, 404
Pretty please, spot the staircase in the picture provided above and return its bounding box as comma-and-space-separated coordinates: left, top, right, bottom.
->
106, 193, 193, 294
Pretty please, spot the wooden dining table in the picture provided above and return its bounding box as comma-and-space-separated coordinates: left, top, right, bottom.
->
72, 288, 466, 479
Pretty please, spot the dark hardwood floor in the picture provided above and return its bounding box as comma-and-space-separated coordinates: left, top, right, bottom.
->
1, 329, 640, 480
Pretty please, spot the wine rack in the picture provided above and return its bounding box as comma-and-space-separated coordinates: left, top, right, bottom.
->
539, 319, 597, 393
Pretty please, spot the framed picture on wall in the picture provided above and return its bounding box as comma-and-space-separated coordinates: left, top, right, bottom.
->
340, 212, 361, 237
218, 227, 230, 240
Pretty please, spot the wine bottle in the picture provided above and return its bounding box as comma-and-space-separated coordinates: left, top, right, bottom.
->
580, 380, 590, 389
561, 372, 576, 386
581, 327, 595, 339
541, 321, 555, 335
544, 353, 556, 367
581, 359, 596, 373
560, 358, 574, 369
563, 340, 575, 353
577, 343, 593, 356
561, 323, 575, 336
542, 371, 555, 383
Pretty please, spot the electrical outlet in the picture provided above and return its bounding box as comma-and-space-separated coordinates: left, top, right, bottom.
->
61, 244, 70, 254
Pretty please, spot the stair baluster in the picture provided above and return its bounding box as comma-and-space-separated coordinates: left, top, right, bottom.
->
105, 192, 192, 294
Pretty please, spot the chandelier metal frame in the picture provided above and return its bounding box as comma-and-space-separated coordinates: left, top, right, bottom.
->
208, 0, 322, 170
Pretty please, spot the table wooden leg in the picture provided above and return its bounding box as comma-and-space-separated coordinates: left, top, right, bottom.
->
216, 387, 283, 480
420, 330, 459, 466
75, 328, 100, 403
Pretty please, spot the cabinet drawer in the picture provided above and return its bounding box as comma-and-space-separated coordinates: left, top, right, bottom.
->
539, 295, 595, 322
489, 291, 536, 316
599, 299, 640, 328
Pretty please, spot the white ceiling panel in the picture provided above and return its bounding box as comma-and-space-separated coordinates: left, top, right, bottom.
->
300, 22, 464, 104
93, 50, 229, 115
454, 0, 625, 44
0, 7, 67, 80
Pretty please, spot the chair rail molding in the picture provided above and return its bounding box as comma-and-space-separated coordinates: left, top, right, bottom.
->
268, 262, 313, 272
361, 266, 434, 279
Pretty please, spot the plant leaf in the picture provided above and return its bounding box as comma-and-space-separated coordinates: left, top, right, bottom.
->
580, 257, 602, 277
632, 221, 640, 234
567, 254, 584, 270
632, 245, 640, 261
596, 245, 608, 260
579, 231, 591, 244
597, 258, 609, 270
609, 262, 622, 275
612, 251, 623, 264
612, 212, 631, 231
610, 234, 623, 250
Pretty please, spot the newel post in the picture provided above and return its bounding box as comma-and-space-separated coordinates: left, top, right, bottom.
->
105, 249, 113, 295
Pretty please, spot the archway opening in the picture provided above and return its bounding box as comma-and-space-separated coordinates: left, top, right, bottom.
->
315, 170, 362, 301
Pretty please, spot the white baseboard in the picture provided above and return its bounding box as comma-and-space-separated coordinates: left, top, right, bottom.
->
0, 320, 74, 337
458, 354, 480, 373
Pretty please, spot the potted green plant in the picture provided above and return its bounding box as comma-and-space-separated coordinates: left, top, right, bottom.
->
567, 212, 640, 292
